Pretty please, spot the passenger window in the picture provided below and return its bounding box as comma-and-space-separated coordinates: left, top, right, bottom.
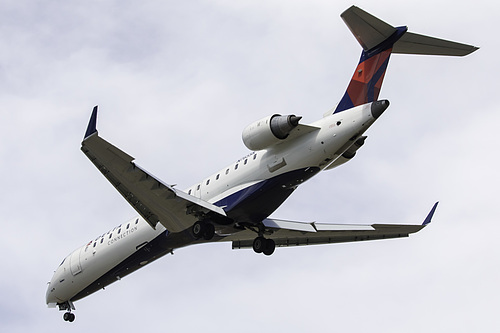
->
225, 169, 229, 175
244, 159, 248, 165
197, 184, 200, 190
206, 179, 210, 185
235, 164, 238, 170
126, 223, 130, 229
109, 234, 112, 239
118, 229, 121, 234
216, 174, 220, 180
93, 242, 96, 248
135, 219, 139, 224
253, 154, 257, 160
188, 189, 192, 195
100, 238, 104, 244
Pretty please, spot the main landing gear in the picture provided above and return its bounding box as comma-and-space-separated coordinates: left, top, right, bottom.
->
253, 236, 275, 256
192, 221, 215, 240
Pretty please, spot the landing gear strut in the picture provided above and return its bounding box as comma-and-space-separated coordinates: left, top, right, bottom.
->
58, 301, 76, 322
192, 221, 215, 240
253, 236, 275, 256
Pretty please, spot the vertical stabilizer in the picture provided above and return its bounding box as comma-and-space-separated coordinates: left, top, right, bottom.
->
334, 6, 478, 114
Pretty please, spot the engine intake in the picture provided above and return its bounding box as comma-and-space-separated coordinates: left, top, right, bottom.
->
242, 114, 302, 151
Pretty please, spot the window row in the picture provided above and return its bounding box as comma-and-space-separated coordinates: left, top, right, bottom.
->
91, 218, 140, 248
187, 153, 257, 195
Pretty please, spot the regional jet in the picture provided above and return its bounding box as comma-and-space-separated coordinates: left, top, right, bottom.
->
46, 6, 477, 322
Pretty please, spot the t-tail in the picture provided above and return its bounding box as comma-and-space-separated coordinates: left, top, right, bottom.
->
334, 6, 479, 113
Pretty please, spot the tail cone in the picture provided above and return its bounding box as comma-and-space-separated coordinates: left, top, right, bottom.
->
371, 100, 390, 119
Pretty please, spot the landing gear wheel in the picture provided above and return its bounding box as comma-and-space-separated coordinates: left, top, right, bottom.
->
253, 237, 276, 255
192, 221, 215, 240
192, 221, 206, 239
203, 223, 215, 240
63, 312, 75, 322
252, 237, 266, 253
263, 239, 276, 256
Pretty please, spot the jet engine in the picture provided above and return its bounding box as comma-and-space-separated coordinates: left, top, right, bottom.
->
242, 114, 302, 151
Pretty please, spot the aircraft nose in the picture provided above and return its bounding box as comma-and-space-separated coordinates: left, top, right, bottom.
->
46, 273, 60, 307
371, 100, 390, 119
46, 281, 56, 305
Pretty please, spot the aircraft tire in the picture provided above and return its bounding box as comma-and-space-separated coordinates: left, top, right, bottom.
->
63, 312, 75, 322
252, 237, 265, 253
263, 239, 276, 256
203, 223, 215, 240
192, 221, 206, 239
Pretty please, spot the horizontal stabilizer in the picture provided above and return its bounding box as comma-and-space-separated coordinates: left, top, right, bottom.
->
393, 32, 479, 56
341, 5, 397, 51
341, 6, 478, 56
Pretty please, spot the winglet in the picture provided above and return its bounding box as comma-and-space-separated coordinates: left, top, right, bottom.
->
84, 106, 99, 140
422, 202, 439, 226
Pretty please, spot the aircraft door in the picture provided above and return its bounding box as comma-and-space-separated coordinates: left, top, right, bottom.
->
69, 247, 83, 276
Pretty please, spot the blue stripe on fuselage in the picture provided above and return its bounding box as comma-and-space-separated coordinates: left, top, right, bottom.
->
215, 167, 320, 223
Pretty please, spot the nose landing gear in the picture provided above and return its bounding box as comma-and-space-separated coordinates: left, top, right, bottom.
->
63, 312, 75, 322
58, 301, 76, 322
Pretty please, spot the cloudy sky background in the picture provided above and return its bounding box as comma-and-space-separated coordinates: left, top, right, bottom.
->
1, 0, 498, 332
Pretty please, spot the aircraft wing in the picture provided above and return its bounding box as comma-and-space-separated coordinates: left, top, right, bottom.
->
229, 203, 438, 249
81, 106, 227, 233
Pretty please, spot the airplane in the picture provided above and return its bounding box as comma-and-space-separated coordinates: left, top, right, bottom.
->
46, 6, 477, 322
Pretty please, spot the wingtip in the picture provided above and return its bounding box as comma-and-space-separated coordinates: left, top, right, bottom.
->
84, 105, 98, 140
422, 202, 439, 226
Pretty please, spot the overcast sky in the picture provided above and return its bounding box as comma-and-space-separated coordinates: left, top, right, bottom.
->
1, 0, 498, 332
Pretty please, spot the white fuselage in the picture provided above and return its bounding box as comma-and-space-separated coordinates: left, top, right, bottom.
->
188, 103, 374, 205
46, 102, 379, 308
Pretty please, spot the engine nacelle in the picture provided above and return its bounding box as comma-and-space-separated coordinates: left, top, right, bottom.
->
324, 136, 367, 170
242, 114, 302, 151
